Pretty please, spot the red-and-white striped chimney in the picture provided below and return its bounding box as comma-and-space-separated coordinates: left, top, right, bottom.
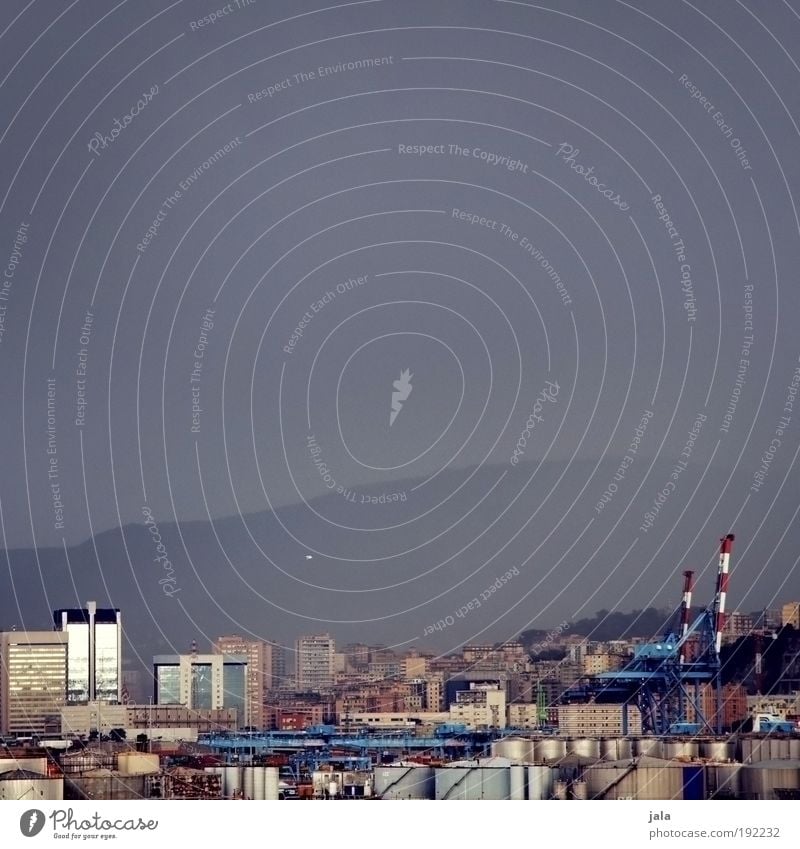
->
679, 569, 694, 664
713, 534, 735, 654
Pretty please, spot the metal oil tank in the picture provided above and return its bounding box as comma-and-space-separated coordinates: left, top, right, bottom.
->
224, 765, 241, 798
264, 767, 280, 801
435, 763, 511, 800
789, 739, 800, 760
743, 737, 769, 763
741, 761, 800, 799
0, 771, 64, 801
600, 738, 633, 761
117, 753, 159, 776
586, 757, 695, 800
570, 738, 600, 759
527, 765, 555, 800
700, 740, 733, 762
243, 766, 255, 799
707, 763, 742, 798
769, 738, 791, 760
552, 779, 568, 799
535, 738, 567, 762
635, 737, 662, 758
663, 740, 699, 761
253, 766, 266, 800
477, 766, 511, 800
509, 764, 526, 800
492, 736, 534, 763
585, 762, 632, 799
374, 764, 435, 800
626, 762, 683, 800
571, 780, 588, 799
435, 765, 471, 800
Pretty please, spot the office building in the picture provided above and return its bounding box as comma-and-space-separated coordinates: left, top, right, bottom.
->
153, 653, 247, 725
0, 630, 68, 736
295, 634, 335, 692
53, 601, 121, 703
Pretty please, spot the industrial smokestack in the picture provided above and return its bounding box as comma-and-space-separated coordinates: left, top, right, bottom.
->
713, 534, 735, 655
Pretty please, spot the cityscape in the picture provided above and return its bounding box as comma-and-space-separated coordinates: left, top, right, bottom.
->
2, 2, 800, 841
2, 535, 800, 800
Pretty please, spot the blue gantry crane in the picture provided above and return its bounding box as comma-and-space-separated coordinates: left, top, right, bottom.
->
564, 534, 735, 735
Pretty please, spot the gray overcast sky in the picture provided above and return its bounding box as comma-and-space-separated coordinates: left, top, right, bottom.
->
1, 0, 799, 654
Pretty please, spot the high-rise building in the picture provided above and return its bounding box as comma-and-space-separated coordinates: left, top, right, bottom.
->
271, 643, 288, 689
0, 630, 68, 736
213, 635, 272, 729
295, 634, 335, 692
153, 653, 248, 725
781, 602, 800, 629
53, 601, 121, 703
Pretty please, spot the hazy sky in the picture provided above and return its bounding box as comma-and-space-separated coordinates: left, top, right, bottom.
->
1, 0, 800, 655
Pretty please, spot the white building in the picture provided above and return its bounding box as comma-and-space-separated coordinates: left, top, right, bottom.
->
295, 634, 335, 692
449, 684, 506, 729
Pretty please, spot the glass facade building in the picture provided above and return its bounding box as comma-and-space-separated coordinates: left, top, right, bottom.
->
153, 653, 248, 726
54, 602, 122, 703
0, 631, 68, 736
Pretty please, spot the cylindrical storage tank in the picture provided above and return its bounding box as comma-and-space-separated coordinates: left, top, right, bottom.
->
585, 764, 630, 799
742, 762, 800, 799
744, 738, 769, 763
600, 738, 633, 761
586, 761, 691, 800
663, 740, 699, 760
253, 767, 266, 801
492, 737, 534, 764
243, 767, 255, 800
707, 764, 742, 798
535, 738, 567, 762
527, 765, 554, 800
435, 764, 511, 800
0, 775, 64, 801
61, 753, 109, 775
509, 764, 526, 800
0, 758, 48, 776
569, 738, 600, 759
630, 765, 683, 800
769, 738, 791, 760
571, 779, 588, 800
552, 779, 568, 799
476, 767, 511, 800
635, 737, 662, 758
701, 741, 733, 762
374, 765, 435, 800
117, 753, 160, 776
224, 765, 241, 798
264, 767, 280, 801
435, 766, 471, 800
789, 739, 800, 760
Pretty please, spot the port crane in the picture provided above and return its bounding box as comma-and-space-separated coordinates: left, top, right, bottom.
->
564, 534, 735, 734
